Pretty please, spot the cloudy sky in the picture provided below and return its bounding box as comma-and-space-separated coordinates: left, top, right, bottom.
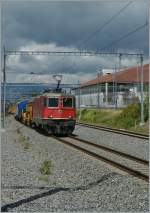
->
2, 0, 149, 83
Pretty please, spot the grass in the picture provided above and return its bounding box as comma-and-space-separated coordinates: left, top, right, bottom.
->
39, 160, 52, 175
77, 102, 149, 134
17, 131, 32, 150
20, 135, 32, 150
39, 160, 52, 183
78, 108, 121, 128
38, 175, 49, 183
130, 121, 149, 135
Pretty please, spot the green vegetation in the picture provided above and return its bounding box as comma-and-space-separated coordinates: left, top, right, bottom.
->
144, 96, 149, 121
78, 108, 121, 127
16, 130, 32, 150
115, 103, 141, 129
130, 121, 149, 135
38, 175, 49, 183
20, 135, 32, 150
39, 160, 52, 175
39, 160, 52, 183
78, 97, 149, 134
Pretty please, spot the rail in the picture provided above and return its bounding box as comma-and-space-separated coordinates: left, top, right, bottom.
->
76, 122, 149, 140
52, 136, 149, 182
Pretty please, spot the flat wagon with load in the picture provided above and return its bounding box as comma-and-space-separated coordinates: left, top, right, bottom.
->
15, 100, 29, 122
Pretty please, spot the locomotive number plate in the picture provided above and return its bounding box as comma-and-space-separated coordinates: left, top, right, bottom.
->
58, 110, 63, 115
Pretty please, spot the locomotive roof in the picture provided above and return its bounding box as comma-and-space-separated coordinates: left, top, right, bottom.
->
37, 92, 74, 98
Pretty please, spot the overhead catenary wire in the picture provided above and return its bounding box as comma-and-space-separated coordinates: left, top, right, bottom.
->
38, 1, 133, 75
100, 22, 148, 51
6, 1, 139, 77
55, 1, 141, 74
79, 1, 133, 49
6, 51, 142, 56
5, 2, 146, 75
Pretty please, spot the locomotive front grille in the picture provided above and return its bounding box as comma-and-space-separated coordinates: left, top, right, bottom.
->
47, 119, 75, 126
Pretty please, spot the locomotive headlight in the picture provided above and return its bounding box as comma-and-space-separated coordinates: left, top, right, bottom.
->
69, 115, 72, 118
49, 115, 53, 118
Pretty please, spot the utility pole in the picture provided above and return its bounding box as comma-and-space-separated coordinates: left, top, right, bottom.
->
113, 66, 115, 108
97, 71, 100, 108
115, 54, 122, 109
136, 61, 140, 93
78, 80, 81, 120
2, 48, 6, 128
140, 54, 144, 125
114, 64, 117, 109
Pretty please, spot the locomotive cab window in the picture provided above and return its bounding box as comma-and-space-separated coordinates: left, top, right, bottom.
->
63, 98, 73, 108
43, 98, 47, 107
73, 98, 76, 108
48, 98, 58, 107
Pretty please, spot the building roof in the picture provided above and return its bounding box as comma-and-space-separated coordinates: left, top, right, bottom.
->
80, 64, 149, 88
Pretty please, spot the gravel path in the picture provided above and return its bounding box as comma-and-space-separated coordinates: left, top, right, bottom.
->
74, 124, 149, 161
1, 116, 149, 212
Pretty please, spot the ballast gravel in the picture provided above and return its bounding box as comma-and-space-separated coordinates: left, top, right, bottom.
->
1, 116, 149, 212
74, 124, 149, 161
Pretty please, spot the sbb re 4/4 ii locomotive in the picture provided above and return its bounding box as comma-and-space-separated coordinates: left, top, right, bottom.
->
15, 90, 76, 135
14, 74, 76, 135
32, 91, 76, 135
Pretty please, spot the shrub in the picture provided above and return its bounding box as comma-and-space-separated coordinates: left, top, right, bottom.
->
120, 104, 140, 119
144, 96, 149, 121
114, 103, 140, 129
77, 102, 147, 130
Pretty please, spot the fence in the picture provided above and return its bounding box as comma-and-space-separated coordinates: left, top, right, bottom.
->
75, 84, 149, 109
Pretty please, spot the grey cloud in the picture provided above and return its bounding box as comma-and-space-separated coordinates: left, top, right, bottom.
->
4, 1, 148, 53
3, 1, 149, 83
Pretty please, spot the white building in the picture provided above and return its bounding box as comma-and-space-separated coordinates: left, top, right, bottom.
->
73, 64, 149, 108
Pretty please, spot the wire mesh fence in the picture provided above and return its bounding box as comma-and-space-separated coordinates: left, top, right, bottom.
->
74, 84, 149, 109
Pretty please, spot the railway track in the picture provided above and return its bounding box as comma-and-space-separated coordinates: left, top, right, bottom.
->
53, 136, 149, 182
76, 122, 149, 140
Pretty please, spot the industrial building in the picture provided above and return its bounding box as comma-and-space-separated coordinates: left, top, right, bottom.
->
74, 64, 149, 108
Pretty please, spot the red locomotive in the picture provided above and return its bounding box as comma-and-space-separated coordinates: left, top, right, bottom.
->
14, 75, 76, 135
32, 91, 76, 135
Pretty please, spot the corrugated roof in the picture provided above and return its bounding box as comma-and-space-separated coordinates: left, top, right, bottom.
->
80, 64, 149, 88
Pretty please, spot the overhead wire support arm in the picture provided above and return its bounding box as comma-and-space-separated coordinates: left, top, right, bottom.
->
5, 50, 143, 57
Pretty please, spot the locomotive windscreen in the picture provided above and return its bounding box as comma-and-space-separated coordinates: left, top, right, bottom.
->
63, 98, 73, 108
48, 98, 59, 107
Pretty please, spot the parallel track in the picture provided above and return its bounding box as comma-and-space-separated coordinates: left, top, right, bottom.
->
76, 122, 149, 140
53, 136, 149, 182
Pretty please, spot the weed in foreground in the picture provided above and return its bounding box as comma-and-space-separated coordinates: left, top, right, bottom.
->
38, 175, 49, 183
39, 160, 52, 175
18, 134, 32, 150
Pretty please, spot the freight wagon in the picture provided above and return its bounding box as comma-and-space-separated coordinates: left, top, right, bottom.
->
15, 100, 29, 122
